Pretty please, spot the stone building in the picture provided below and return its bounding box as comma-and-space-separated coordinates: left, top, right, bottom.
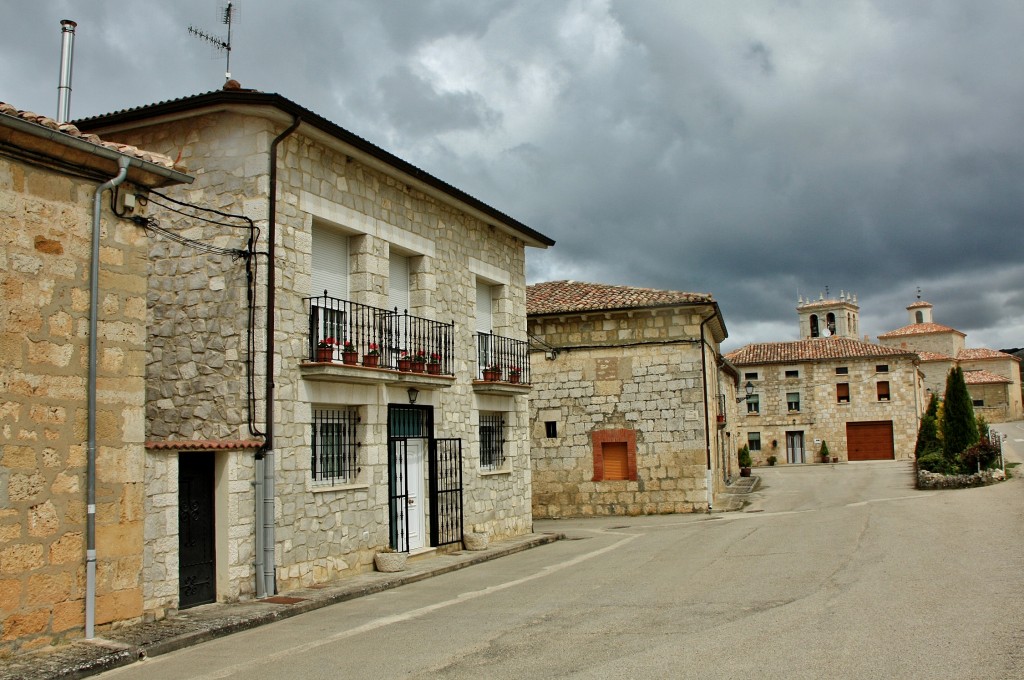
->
726, 294, 923, 464
0, 103, 189, 652
526, 281, 738, 518
877, 299, 1022, 423
78, 87, 553, 612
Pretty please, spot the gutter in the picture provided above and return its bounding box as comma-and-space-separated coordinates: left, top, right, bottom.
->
255, 115, 301, 598
699, 312, 719, 512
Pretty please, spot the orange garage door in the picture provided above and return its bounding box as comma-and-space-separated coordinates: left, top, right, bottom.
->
846, 421, 895, 461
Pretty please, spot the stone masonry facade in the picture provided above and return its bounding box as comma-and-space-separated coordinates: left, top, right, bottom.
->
528, 297, 734, 518
86, 94, 539, 604
1, 153, 151, 652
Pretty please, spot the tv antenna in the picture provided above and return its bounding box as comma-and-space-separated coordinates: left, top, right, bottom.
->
188, 1, 238, 81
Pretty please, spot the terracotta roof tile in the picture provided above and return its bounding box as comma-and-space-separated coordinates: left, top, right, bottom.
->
963, 369, 1011, 385
917, 351, 954, 362
725, 337, 917, 366
1, 101, 180, 170
957, 347, 1021, 362
877, 322, 965, 338
146, 439, 264, 451
907, 300, 933, 309
527, 280, 713, 316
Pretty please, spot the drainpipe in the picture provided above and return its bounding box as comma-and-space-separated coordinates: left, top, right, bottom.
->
257, 115, 300, 597
86, 156, 131, 638
699, 312, 716, 512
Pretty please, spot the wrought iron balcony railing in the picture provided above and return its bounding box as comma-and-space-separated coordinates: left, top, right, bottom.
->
475, 332, 530, 384
304, 293, 454, 375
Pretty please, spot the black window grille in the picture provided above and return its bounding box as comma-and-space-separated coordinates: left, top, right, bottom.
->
480, 413, 505, 469
312, 408, 360, 484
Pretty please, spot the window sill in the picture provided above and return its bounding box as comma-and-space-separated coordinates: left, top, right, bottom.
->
311, 482, 369, 494
479, 468, 512, 477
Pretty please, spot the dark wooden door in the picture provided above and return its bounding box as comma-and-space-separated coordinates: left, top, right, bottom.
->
179, 455, 216, 608
846, 421, 895, 461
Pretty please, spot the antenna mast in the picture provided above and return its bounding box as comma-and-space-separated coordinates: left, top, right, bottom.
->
188, 1, 237, 81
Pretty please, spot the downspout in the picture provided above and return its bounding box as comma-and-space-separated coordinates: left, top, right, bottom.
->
86, 155, 131, 638
699, 312, 716, 513
258, 115, 300, 598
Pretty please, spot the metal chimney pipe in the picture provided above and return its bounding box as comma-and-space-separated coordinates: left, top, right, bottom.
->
57, 19, 77, 124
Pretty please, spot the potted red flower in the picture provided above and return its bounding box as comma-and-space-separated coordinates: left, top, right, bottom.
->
316, 337, 338, 362
410, 350, 427, 373
507, 366, 522, 384
482, 363, 501, 382
363, 343, 380, 367
397, 351, 412, 372
427, 352, 442, 375
341, 340, 358, 365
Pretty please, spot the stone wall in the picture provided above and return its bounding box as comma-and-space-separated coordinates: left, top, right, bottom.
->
528, 307, 730, 518
0, 156, 149, 652
735, 355, 920, 464
97, 108, 534, 598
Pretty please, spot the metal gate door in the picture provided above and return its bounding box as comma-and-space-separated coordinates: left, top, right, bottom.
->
430, 439, 463, 546
179, 455, 216, 608
388, 406, 431, 552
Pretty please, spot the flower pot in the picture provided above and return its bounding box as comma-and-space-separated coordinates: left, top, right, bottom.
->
342, 351, 358, 365
398, 358, 412, 372
316, 347, 333, 362
373, 551, 407, 572
463, 532, 488, 551
427, 363, 442, 375
363, 354, 380, 368
483, 369, 501, 382
740, 466, 751, 477
410, 362, 425, 374
507, 373, 521, 384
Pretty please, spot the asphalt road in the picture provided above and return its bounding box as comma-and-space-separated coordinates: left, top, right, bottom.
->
98, 436, 1024, 679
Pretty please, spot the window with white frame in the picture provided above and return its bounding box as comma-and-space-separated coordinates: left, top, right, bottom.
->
479, 412, 505, 469
311, 407, 360, 484
747, 394, 760, 414
787, 392, 801, 411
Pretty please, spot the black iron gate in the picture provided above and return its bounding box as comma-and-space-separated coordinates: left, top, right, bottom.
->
179, 455, 216, 608
430, 438, 463, 546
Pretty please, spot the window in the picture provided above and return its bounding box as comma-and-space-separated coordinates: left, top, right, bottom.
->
747, 394, 760, 414
835, 366, 849, 375
826, 312, 836, 335
748, 432, 762, 451
744, 371, 758, 381
591, 429, 637, 481
916, 310, 924, 323
785, 369, 799, 379
787, 392, 801, 411
837, 383, 850, 403
810, 314, 819, 338
973, 399, 985, 407
311, 408, 360, 484
545, 421, 558, 438
479, 412, 505, 469
877, 381, 890, 401
876, 364, 889, 373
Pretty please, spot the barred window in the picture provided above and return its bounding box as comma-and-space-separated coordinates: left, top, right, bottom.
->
480, 412, 505, 469
312, 408, 360, 484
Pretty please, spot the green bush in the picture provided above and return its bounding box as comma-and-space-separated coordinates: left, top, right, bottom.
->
738, 445, 752, 468
958, 440, 1000, 472
917, 451, 955, 474
819, 440, 830, 461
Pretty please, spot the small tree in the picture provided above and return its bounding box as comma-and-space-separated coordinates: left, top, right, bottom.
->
738, 445, 752, 468
914, 393, 941, 457
940, 366, 979, 465
819, 440, 830, 462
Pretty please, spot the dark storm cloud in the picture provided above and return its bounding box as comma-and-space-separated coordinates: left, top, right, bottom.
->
3, 0, 1023, 350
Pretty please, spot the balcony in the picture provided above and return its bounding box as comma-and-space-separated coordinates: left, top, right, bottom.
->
302, 294, 454, 386
473, 332, 532, 395
716, 394, 727, 428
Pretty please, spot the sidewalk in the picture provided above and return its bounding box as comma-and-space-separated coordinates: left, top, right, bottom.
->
0, 533, 561, 680
714, 473, 760, 512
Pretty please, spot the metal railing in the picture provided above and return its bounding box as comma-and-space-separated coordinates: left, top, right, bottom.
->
475, 332, 530, 383
305, 293, 454, 374
716, 394, 727, 426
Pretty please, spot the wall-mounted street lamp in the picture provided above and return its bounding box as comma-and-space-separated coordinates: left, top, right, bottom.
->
736, 381, 754, 403
407, 387, 418, 404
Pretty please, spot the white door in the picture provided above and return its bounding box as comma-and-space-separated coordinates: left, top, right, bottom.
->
405, 439, 425, 551
786, 431, 805, 464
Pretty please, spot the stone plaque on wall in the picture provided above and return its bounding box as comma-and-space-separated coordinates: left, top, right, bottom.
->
595, 357, 619, 381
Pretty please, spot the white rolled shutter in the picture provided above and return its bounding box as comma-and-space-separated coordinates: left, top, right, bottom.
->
311, 227, 349, 299
389, 254, 410, 313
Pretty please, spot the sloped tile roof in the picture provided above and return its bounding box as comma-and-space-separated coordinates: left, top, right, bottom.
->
957, 347, 1021, 363
877, 322, 965, 338
797, 298, 858, 311
907, 300, 933, 309
917, 351, 954, 362
0, 101, 179, 169
725, 337, 917, 366
527, 280, 713, 315
963, 369, 1011, 385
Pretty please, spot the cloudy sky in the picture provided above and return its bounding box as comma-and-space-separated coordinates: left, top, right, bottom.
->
3, 1, 1023, 351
